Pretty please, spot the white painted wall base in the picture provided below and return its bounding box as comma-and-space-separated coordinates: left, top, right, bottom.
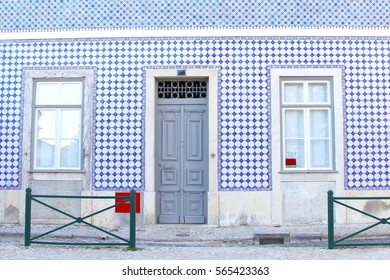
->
3, 188, 390, 228
0, 191, 21, 224
217, 192, 271, 226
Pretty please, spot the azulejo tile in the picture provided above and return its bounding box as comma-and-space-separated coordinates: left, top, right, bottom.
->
1, 37, 390, 191
1, 0, 390, 32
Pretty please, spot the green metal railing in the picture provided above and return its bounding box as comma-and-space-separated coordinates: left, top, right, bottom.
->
328, 190, 390, 249
24, 187, 137, 249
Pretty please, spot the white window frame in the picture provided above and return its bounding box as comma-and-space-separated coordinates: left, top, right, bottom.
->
270, 67, 343, 174
281, 79, 333, 171
32, 79, 84, 171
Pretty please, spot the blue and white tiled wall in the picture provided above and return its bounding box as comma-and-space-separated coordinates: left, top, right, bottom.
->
1, 0, 390, 191
1, 0, 390, 31
1, 38, 390, 191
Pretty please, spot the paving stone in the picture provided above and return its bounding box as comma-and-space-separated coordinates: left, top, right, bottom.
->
1, 223, 390, 260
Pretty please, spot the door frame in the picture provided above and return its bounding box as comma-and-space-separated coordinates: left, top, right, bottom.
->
144, 67, 219, 225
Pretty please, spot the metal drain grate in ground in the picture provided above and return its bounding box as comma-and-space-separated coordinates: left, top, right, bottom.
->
253, 233, 290, 245
176, 233, 190, 237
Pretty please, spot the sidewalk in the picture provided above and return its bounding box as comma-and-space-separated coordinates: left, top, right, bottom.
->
1, 223, 390, 260
3, 222, 390, 243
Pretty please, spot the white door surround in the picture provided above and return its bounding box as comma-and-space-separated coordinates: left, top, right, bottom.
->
144, 67, 219, 225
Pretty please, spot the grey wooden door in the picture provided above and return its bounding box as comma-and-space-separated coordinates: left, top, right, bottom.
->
156, 80, 208, 224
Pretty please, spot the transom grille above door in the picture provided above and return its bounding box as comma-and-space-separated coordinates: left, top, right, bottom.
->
157, 81, 208, 99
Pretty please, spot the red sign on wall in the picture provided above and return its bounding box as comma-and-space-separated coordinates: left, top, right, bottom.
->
285, 158, 297, 167
115, 192, 141, 213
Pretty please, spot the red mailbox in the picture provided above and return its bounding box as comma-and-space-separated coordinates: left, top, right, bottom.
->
115, 192, 141, 213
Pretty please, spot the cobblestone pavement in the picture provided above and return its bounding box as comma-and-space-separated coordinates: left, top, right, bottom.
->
3, 239, 390, 260
1, 223, 390, 260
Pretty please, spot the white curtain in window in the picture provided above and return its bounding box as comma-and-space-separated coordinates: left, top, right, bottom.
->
60, 83, 83, 105
284, 83, 303, 103
285, 110, 304, 138
35, 110, 56, 168
308, 83, 328, 103
310, 110, 329, 167
36, 83, 58, 105
285, 110, 304, 167
60, 110, 81, 168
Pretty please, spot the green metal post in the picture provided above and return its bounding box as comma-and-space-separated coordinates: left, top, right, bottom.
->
25, 187, 32, 247
129, 189, 136, 249
328, 190, 335, 249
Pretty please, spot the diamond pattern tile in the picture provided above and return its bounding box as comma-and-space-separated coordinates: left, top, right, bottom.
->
0, 0, 389, 32
1, 37, 390, 191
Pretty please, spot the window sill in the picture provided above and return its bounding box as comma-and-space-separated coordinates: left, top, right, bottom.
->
28, 170, 84, 173
278, 170, 340, 182
279, 170, 339, 174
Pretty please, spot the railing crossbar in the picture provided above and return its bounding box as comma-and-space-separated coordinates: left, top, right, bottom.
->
331, 196, 390, 200
24, 187, 137, 249
29, 198, 131, 242
83, 198, 130, 220
328, 190, 390, 249
30, 241, 132, 246
334, 221, 382, 244
31, 220, 78, 241
79, 220, 130, 244
334, 199, 382, 222
333, 242, 390, 247
31, 194, 127, 199
32, 197, 78, 220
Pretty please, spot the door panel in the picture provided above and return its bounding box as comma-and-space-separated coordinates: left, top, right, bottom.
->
184, 192, 205, 224
162, 118, 178, 160
159, 191, 180, 223
187, 118, 203, 160
158, 107, 182, 223
183, 107, 207, 223
157, 103, 208, 224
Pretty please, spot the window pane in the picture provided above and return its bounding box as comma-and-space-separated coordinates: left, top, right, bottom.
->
310, 110, 329, 138
35, 110, 56, 168
311, 139, 330, 168
60, 110, 81, 168
36, 110, 56, 139
61, 110, 81, 138
60, 82, 83, 105
36, 139, 55, 168
60, 139, 80, 168
285, 110, 304, 138
284, 83, 303, 103
308, 83, 328, 103
36, 83, 59, 105
285, 139, 305, 168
